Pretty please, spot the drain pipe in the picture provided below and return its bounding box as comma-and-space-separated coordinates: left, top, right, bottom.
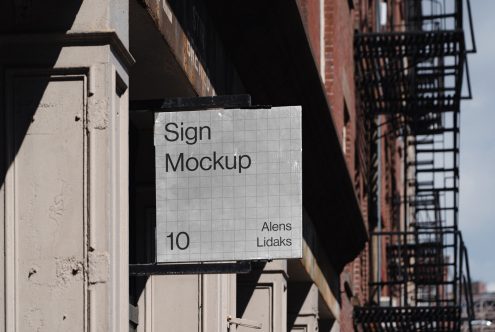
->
377, 116, 382, 304
375, 0, 383, 305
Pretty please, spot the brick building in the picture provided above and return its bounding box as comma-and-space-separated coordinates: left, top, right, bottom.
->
0, 0, 476, 331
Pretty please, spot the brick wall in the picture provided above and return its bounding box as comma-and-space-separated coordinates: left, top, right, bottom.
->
323, 1, 361, 329
298, 0, 369, 330
296, 0, 322, 72
297, 1, 405, 330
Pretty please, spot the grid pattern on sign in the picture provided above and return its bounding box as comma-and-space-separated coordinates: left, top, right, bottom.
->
154, 106, 302, 263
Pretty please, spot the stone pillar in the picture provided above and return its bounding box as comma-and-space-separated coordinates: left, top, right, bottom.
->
237, 261, 288, 332
0, 1, 133, 331
288, 283, 319, 332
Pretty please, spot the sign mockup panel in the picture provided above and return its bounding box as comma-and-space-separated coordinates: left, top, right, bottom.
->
154, 106, 302, 262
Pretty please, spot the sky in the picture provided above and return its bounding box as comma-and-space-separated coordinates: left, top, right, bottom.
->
458, 0, 495, 291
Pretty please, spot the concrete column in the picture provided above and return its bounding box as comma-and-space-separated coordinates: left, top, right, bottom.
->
288, 283, 319, 332
0, 1, 133, 331
237, 261, 288, 332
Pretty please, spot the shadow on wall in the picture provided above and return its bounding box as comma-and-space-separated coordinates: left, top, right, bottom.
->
128, 111, 156, 305
0, 0, 86, 329
236, 262, 268, 319
0, 0, 83, 187
286, 282, 313, 329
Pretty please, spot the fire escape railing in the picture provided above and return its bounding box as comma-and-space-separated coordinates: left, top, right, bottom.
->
354, 0, 476, 330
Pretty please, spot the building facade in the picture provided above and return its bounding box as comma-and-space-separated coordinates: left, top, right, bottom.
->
0, 0, 476, 331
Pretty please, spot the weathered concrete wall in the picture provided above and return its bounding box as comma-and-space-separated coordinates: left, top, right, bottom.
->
0, 0, 132, 330
12, 71, 86, 332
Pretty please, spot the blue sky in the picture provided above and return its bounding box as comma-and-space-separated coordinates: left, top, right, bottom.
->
459, 0, 495, 291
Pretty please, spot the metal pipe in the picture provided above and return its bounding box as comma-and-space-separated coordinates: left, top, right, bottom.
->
377, 115, 382, 303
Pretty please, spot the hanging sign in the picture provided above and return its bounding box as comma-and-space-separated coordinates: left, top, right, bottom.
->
154, 106, 302, 262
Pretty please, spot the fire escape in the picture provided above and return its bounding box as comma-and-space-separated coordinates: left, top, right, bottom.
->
354, 0, 476, 330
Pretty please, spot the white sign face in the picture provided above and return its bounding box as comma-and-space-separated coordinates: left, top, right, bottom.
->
154, 106, 302, 262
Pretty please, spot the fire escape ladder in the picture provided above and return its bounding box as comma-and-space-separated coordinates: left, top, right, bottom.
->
354, 0, 476, 330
